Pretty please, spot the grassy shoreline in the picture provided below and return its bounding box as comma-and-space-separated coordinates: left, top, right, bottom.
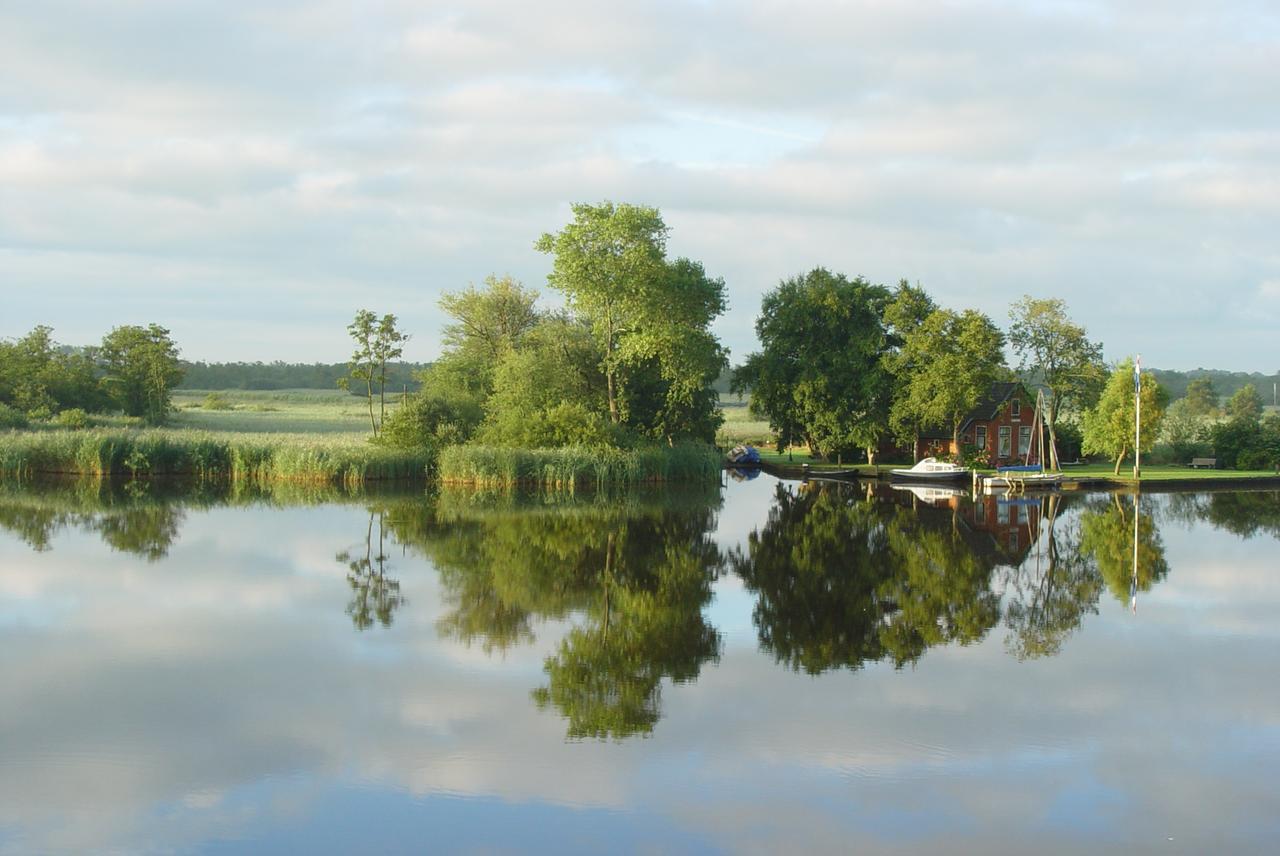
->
439, 443, 723, 488
0, 429, 432, 485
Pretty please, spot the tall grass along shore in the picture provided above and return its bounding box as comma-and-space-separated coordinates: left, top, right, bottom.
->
438, 443, 723, 489
0, 429, 432, 485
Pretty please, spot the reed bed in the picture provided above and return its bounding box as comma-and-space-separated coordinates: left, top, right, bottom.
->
0, 429, 432, 485
438, 443, 722, 489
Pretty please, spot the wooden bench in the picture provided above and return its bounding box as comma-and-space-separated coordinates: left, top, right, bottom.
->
1190, 457, 1217, 469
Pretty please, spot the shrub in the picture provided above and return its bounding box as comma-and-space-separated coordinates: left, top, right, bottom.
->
53, 408, 91, 429
26, 405, 54, 422
203, 393, 233, 410
0, 404, 29, 430
377, 390, 483, 450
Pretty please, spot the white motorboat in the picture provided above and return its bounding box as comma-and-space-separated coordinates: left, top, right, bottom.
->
889, 457, 971, 482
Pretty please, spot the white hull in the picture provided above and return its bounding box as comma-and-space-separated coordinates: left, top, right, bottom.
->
890, 458, 971, 482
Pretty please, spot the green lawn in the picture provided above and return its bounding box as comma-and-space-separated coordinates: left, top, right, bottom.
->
1060, 463, 1280, 482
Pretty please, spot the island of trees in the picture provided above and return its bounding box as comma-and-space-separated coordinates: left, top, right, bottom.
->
2, 200, 1278, 483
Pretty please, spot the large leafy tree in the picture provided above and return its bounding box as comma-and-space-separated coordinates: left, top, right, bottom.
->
1008, 296, 1106, 469
1081, 358, 1168, 474
535, 202, 727, 442
437, 274, 541, 396
535, 202, 671, 426
98, 324, 183, 425
896, 309, 1008, 453
883, 281, 939, 454
0, 326, 104, 415
735, 268, 893, 461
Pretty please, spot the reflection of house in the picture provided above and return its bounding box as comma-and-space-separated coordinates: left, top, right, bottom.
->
915, 382, 1040, 466
967, 494, 1041, 566
884, 483, 1041, 568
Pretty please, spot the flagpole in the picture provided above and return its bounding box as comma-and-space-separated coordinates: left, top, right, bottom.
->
1134, 354, 1141, 480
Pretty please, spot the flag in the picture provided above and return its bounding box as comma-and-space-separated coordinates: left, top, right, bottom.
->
1134, 354, 1141, 395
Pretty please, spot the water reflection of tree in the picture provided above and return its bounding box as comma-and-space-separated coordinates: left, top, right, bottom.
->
0, 482, 184, 560
387, 491, 725, 740
1079, 495, 1169, 603
1002, 497, 1102, 660
731, 483, 1001, 674
1164, 490, 1280, 541
337, 511, 405, 631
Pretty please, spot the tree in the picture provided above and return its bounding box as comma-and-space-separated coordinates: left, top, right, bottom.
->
896, 309, 1008, 453
535, 203, 727, 444
1081, 359, 1168, 474
534, 201, 669, 426
98, 324, 184, 425
340, 310, 408, 436
1226, 383, 1263, 423
1183, 377, 1219, 419
438, 274, 541, 395
735, 268, 893, 461
1159, 398, 1208, 463
1008, 296, 1106, 470
882, 281, 938, 455
342, 309, 379, 433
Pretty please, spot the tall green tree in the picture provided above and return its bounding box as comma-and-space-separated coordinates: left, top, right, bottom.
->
1183, 377, 1219, 419
535, 202, 670, 425
735, 268, 893, 461
1226, 383, 1263, 423
1008, 296, 1106, 469
98, 324, 183, 425
882, 281, 939, 455
535, 202, 727, 443
1081, 358, 1168, 474
896, 309, 1008, 453
437, 274, 541, 396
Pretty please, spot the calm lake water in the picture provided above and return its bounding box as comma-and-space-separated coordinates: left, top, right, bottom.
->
1, 475, 1278, 854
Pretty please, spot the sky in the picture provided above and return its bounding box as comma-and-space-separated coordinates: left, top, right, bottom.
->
2, 0, 1278, 370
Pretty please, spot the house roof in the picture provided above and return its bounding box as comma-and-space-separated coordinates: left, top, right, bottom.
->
917, 382, 1029, 440
959, 382, 1025, 431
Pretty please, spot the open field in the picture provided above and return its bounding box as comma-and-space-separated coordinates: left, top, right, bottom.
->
171, 388, 383, 435
715, 398, 772, 448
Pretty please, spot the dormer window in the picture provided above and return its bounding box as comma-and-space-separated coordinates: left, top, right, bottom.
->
1011, 399, 1021, 420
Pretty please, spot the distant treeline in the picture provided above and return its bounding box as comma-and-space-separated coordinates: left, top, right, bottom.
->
177, 361, 430, 392
1148, 369, 1280, 404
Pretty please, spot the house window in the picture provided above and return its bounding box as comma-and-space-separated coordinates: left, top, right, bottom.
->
975, 426, 987, 450
997, 502, 1010, 525
1019, 426, 1031, 458
1011, 399, 1021, 420
1018, 504, 1030, 525
1009, 531, 1019, 551
998, 426, 1011, 457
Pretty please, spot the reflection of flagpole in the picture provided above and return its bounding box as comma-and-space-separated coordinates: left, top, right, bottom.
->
1134, 355, 1142, 480
1131, 494, 1139, 615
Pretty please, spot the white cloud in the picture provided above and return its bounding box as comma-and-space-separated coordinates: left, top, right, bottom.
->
0, 0, 1278, 367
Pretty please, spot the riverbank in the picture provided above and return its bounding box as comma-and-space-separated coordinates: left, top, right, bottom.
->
440, 443, 723, 488
0, 429, 433, 484
756, 458, 1280, 490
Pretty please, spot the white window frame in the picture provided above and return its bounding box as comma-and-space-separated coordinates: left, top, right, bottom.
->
998, 426, 1011, 457
975, 425, 987, 450
1019, 426, 1032, 458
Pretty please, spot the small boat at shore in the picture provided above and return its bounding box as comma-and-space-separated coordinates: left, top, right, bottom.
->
726, 444, 762, 467
890, 457, 971, 482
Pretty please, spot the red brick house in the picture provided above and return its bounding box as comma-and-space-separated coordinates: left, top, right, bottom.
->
914, 382, 1042, 466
